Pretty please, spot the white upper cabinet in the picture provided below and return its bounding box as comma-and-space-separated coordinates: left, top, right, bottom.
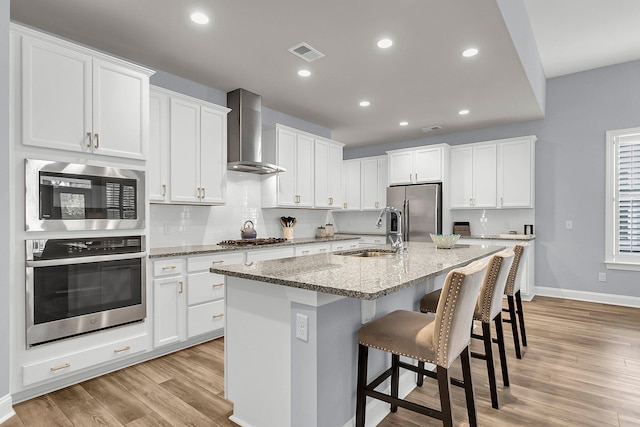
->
388, 146, 446, 185
149, 89, 170, 202
361, 156, 388, 210
342, 160, 361, 210
16, 26, 152, 160
450, 144, 497, 208
263, 124, 317, 208
169, 95, 229, 205
497, 136, 536, 208
314, 138, 344, 208
342, 155, 387, 211
450, 136, 535, 209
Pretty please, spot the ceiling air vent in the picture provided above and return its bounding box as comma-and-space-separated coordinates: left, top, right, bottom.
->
421, 125, 442, 133
288, 42, 325, 62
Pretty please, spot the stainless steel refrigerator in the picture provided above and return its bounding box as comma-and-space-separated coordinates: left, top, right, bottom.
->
386, 183, 442, 242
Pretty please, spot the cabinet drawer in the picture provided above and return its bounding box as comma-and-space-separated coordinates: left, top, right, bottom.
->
331, 241, 360, 252
22, 334, 148, 387
153, 258, 183, 277
295, 243, 331, 256
188, 252, 244, 273
188, 271, 225, 305
188, 300, 224, 338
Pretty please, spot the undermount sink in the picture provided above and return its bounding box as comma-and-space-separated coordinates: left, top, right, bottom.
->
335, 249, 397, 258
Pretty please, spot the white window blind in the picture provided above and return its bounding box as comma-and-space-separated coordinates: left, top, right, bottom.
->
605, 127, 640, 269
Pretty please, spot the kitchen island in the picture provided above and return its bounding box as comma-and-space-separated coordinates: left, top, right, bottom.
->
212, 242, 504, 427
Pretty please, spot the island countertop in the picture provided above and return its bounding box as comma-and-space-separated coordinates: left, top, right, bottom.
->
212, 241, 504, 300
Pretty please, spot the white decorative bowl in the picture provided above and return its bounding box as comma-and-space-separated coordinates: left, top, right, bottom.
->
430, 233, 460, 249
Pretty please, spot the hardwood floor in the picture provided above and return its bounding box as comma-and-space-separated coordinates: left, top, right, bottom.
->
4, 296, 640, 426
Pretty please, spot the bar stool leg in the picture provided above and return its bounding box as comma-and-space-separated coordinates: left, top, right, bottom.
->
516, 290, 528, 347
507, 295, 522, 359
460, 346, 478, 427
436, 365, 453, 427
355, 345, 368, 427
391, 354, 399, 413
494, 313, 509, 387
416, 361, 425, 386
482, 322, 499, 409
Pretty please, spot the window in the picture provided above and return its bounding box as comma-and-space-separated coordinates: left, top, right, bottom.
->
605, 127, 640, 269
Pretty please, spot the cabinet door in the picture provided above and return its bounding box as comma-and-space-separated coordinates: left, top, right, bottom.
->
343, 160, 361, 210
498, 139, 533, 208
328, 143, 343, 208
21, 36, 92, 153
472, 144, 497, 207
199, 106, 226, 204
361, 158, 379, 209
92, 58, 147, 159
153, 276, 186, 347
414, 147, 442, 183
377, 156, 389, 208
170, 98, 201, 203
388, 151, 414, 185
149, 90, 170, 202
296, 134, 315, 207
276, 128, 298, 207
450, 147, 473, 208
314, 139, 330, 208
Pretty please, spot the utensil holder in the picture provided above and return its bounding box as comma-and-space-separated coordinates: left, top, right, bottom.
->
282, 227, 294, 240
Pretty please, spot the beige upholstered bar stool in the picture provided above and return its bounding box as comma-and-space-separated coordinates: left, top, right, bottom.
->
503, 242, 530, 359
418, 249, 515, 409
355, 260, 487, 427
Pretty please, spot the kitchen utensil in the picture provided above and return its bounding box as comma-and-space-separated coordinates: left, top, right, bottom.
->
240, 220, 257, 239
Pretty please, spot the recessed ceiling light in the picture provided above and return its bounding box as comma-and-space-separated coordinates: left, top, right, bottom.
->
462, 48, 478, 58
399, 121, 409, 126
298, 69, 311, 77
377, 38, 393, 49
359, 101, 370, 107
190, 12, 209, 25
459, 109, 470, 115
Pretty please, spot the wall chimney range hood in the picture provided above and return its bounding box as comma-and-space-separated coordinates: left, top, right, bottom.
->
227, 88, 285, 174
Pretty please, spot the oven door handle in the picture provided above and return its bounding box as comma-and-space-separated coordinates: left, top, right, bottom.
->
26, 252, 147, 267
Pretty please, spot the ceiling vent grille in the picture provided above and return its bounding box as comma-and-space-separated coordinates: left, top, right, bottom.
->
421, 125, 442, 132
288, 42, 325, 62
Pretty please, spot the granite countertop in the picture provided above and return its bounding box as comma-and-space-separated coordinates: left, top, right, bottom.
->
149, 235, 363, 258
211, 241, 504, 300
461, 234, 535, 241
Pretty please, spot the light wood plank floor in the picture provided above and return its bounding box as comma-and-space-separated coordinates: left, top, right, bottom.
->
4, 296, 640, 426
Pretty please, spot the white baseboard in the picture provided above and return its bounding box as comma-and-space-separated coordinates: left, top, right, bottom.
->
228, 414, 255, 427
535, 286, 640, 308
0, 394, 15, 424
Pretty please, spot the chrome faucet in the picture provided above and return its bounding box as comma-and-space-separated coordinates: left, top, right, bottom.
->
376, 206, 406, 253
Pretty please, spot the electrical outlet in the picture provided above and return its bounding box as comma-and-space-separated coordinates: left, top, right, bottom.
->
565, 220, 573, 230
296, 313, 308, 342
598, 272, 607, 282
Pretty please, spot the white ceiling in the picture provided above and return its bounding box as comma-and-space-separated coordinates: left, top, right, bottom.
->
10, 0, 640, 148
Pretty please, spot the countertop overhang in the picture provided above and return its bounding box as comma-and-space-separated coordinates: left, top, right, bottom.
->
212, 242, 504, 300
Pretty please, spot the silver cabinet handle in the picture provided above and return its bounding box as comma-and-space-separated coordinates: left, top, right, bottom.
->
343, 202, 348, 209
335, 246, 344, 250
329, 197, 333, 205
178, 281, 184, 294
162, 265, 177, 270
500, 197, 504, 206
302, 250, 310, 254
212, 283, 224, 288
202, 188, 205, 199
114, 346, 131, 353
212, 313, 224, 319
94, 133, 99, 149
162, 184, 166, 196
211, 260, 224, 265
319, 248, 327, 252
415, 173, 418, 182
86, 132, 92, 148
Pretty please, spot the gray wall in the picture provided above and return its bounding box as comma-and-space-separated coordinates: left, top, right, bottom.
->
345, 59, 640, 298
1, 0, 9, 399
150, 70, 331, 139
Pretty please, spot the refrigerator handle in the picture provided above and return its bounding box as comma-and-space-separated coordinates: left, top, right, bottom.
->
404, 199, 409, 241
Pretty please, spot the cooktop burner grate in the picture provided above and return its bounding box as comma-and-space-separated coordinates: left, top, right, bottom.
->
218, 237, 288, 247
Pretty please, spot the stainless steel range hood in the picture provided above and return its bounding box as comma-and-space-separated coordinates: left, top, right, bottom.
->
227, 88, 285, 174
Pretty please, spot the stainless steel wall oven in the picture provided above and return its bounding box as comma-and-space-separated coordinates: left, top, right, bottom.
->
25, 159, 145, 232
26, 236, 146, 347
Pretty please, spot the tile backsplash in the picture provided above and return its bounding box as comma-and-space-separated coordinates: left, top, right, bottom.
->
150, 171, 333, 247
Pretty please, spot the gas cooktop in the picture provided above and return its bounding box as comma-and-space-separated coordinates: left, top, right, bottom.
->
218, 238, 288, 247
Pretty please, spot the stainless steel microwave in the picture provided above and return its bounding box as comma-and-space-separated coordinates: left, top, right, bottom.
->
25, 159, 145, 232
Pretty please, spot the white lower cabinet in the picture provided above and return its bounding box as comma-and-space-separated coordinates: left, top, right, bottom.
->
188, 300, 225, 338
22, 334, 148, 387
153, 273, 186, 347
